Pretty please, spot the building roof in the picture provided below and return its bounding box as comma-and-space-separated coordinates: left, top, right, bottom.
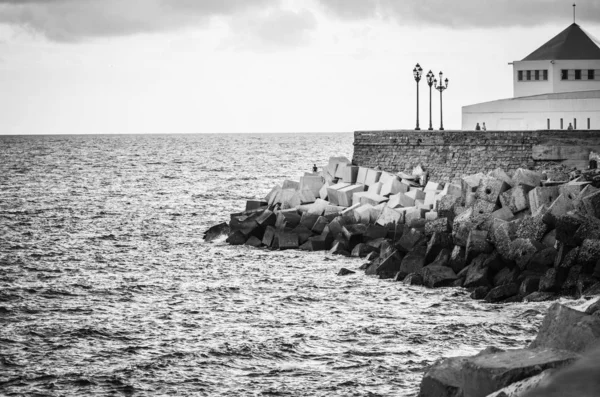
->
523, 23, 600, 61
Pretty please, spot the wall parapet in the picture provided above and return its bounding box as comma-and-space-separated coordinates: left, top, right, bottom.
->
352, 129, 600, 182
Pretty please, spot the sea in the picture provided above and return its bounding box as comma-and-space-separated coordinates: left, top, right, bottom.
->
0, 133, 571, 396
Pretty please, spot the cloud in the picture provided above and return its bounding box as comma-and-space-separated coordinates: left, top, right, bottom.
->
318, 0, 600, 27
0, 0, 278, 41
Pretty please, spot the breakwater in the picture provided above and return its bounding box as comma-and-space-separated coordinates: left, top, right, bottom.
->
206, 150, 600, 396
353, 130, 600, 182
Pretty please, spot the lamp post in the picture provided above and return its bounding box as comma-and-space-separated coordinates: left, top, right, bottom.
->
434, 71, 449, 130
426, 70, 434, 130
413, 63, 423, 130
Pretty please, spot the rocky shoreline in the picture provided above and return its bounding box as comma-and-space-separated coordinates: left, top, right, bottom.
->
204, 156, 600, 396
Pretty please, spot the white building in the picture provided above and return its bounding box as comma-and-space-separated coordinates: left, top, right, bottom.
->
462, 23, 600, 130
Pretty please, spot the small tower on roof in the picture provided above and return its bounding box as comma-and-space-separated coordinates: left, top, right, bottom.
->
512, 19, 600, 98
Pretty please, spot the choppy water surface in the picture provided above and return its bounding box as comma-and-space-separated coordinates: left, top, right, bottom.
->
0, 133, 564, 396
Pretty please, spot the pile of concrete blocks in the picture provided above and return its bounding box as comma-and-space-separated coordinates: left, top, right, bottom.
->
208, 157, 600, 303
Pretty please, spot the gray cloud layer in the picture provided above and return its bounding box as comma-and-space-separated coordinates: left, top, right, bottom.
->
0, 0, 599, 43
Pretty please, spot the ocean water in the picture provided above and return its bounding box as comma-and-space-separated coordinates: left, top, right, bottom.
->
0, 133, 564, 396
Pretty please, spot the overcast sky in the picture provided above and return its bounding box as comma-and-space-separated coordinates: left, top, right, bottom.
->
1, 0, 599, 134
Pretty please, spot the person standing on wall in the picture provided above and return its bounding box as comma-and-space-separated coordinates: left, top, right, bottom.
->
482, 122, 487, 131
475, 123, 481, 131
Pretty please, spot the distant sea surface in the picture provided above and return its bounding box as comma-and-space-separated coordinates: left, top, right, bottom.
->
0, 133, 559, 396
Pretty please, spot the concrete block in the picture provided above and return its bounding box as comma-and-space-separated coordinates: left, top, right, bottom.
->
352, 191, 370, 207
425, 211, 439, 221
425, 217, 450, 236
299, 213, 319, 230
327, 156, 350, 179
305, 198, 329, 216
370, 203, 386, 223
378, 171, 396, 185
487, 168, 513, 187
387, 193, 404, 209
364, 169, 382, 187
559, 181, 591, 201
262, 225, 277, 247
512, 168, 543, 189
442, 183, 462, 197
325, 182, 350, 206
529, 186, 560, 215
265, 185, 282, 204
510, 238, 545, 269
311, 216, 329, 234
256, 210, 277, 228
581, 190, 600, 218
476, 176, 510, 204
424, 181, 440, 192
282, 180, 300, 190
543, 194, 575, 227
356, 167, 369, 185
367, 181, 383, 195
300, 175, 324, 197
437, 195, 461, 220
380, 177, 409, 197
324, 205, 345, 217
354, 204, 374, 224
376, 206, 403, 227
452, 208, 482, 247
466, 230, 493, 263
319, 181, 331, 200
404, 207, 425, 226
499, 185, 531, 213
406, 189, 425, 202
472, 199, 497, 215
465, 192, 477, 207
461, 173, 485, 197
424, 191, 437, 208
359, 192, 388, 207
340, 203, 361, 224
337, 184, 365, 207
246, 200, 268, 212
341, 165, 359, 183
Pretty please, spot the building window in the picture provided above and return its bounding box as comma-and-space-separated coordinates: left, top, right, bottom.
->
561, 70, 568, 80
547, 119, 550, 130
589, 70, 596, 80
589, 118, 591, 130
518, 71, 523, 81
526, 70, 531, 80
575, 70, 582, 80
560, 118, 564, 129
574, 118, 577, 129
535, 70, 540, 80
543, 70, 548, 80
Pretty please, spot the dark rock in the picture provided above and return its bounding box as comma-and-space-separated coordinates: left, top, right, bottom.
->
430, 248, 452, 267
425, 232, 453, 264
464, 254, 493, 289
459, 348, 578, 397
519, 276, 541, 295
561, 265, 582, 295
418, 355, 468, 397
530, 303, 600, 353
329, 241, 350, 256
364, 251, 378, 261
485, 283, 519, 303
555, 213, 586, 246
397, 227, 425, 253
311, 216, 329, 234
539, 268, 566, 293
490, 219, 512, 262
453, 208, 482, 247
401, 272, 423, 285
226, 230, 247, 245
510, 238, 545, 270
255, 210, 277, 228
277, 231, 299, 250
524, 291, 557, 302
376, 251, 405, 279
337, 268, 356, 276
397, 246, 427, 280
465, 230, 493, 264
342, 224, 368, 249
578, 239, 600, 273
204, 222, 231, 242
300, 234, 333, 251
422, 266, 458, 288
493, 267, 519, 287
244, 236, 263, 247
448, 245, 467, 274
364, 224, 388, 241
262, 225, 277, 247
577, 274, 598, 298
292, 224, 313, 245
452, 277, 465, 287
425, 217, 451, 236
299, 212, 320, 230
585, 299, 600, 314
470, 286, 490, 300
516, 214, 548, 242
351, 243, 378, 258
527, 247, 557, 273
583, 282, 600, 297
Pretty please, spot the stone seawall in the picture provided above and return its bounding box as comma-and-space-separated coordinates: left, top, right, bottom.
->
353, 130, 600, 182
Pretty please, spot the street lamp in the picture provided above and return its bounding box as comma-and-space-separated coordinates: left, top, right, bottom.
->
426, 70, 435, 130
434, 71, 449, 130
413, 63, 423, 130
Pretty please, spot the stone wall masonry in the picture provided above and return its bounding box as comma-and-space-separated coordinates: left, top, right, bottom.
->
353, 130, 600, 183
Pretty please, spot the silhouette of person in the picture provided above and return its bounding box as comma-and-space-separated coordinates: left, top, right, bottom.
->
475, 123, 481, 131
482, 122, 487, 131
567, 123, 574, 131
312, 164, 318, 173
